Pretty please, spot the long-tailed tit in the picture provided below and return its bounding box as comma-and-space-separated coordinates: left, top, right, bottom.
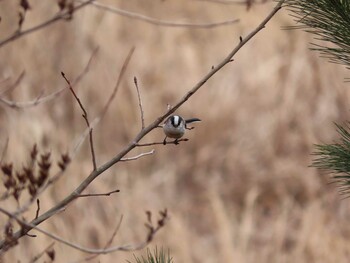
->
162, 115, 201, 145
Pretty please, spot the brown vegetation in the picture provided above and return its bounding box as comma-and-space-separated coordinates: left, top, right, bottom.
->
0, 0, 350, 262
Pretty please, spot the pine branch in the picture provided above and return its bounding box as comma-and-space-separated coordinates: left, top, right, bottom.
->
128, 247, 173, 263
312, 123, 350, 195
285, 0, 350, 69
287, 1, 350, 196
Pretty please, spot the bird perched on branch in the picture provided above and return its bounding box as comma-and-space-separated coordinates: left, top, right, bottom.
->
162, 115, 201, 145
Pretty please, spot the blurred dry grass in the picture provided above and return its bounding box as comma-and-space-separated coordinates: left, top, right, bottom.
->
1, 0, 350, 262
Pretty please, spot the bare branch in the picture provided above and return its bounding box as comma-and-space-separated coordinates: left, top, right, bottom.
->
133, 77, 145, 130
72, 47, 99, 85
77, 189, 120, 198
61, 72, 97, 171
79, 0, 239, 28
0, 71, 25, 96
34, 199, 40, 220
120, 150, 155, 161
0, 47, 97, 109
8, 46, 122, 216
10, 163, 69, 216
0, 48, 105, 217
0, 0, 284, 252
99, 47, 135, 120
0, 77, 10, 86
0, 207, 167, 254
0, 0, 240, 47
73, 216, 124, 263
0, 0, 93, 49
103, 216, 123, 248
71, 47, 135, 158
0, 137, 9, 165
136, 139, 189, 147
195, 0, 266, 5
29, 242, 55, 263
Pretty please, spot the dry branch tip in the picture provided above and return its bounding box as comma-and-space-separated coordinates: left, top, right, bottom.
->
61, 71, 97, 170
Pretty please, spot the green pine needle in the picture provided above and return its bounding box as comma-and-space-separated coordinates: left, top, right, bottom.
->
285, 0, 350, 69
127, 247, 173, 263
286, 0, 350, 195
312, 123, 350, 195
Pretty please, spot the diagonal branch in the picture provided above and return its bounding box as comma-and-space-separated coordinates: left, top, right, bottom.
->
0, 0, 285, 252
29, 242, 55, 263
70, 47, 135, 158
0, 47, 97, 109
133, 77, 145, 130
6, 47, 132, 219
73, 216, 123, 263
80, 0, 239, 28
196, 0, 266, 5
120, 150, 155, 161
0, 207, 167, 254
136, 139, 189, 147
0, 0, 238, 49
0, 138, 9, 165
0, 71, 25, 96
99, 47, 135, 120
77, 189, 120, 197
0, 0, 93, 49
61, 72, 97, 171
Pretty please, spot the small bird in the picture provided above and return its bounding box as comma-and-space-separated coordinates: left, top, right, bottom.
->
162, 115, 201, 145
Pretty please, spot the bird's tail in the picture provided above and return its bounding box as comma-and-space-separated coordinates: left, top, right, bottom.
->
185, 118, 201, 124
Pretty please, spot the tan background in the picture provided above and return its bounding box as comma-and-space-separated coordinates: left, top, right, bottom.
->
1, 0, 350, 262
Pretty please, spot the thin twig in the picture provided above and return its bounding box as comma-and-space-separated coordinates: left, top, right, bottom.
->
0, 71, 25, 96
0, 0, 93, 49
71, 47, 135, 157
79, 0, 239, 28
0, 47, 97, 109
73, 216, 124, 263
0, 77, 10, 86
35, 199, 40, 219
10, 169, 67, 216
77, 189, 120, 197
104, 216, 123, 248
73, 47, 99, 85
0, 0, 284, 252
61, 72, 97, 171
0, 137, 9, 164
196, 0, 265, 5
29, 242, 55, 263
120, 150, 155, 161
99, 47, 135, 119
136, 139, 189, 147
0, 207, 166, 254
1, 48, 107, 216
133, 77, 145, 130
